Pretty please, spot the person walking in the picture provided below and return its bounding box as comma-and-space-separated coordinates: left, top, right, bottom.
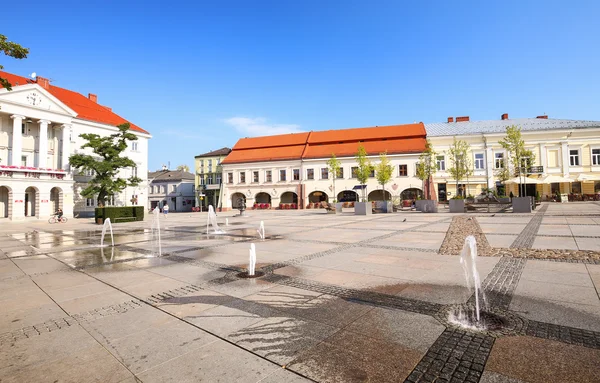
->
163, 203, 169, 217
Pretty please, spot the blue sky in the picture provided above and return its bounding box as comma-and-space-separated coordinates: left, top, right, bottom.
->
2, 1, 599, 171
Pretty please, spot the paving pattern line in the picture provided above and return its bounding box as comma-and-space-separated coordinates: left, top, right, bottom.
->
509, 204, 549, 249
476, 257, 527, 310
404, 328, 494, 383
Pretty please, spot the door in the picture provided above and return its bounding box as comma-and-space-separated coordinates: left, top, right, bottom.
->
438, 183, 447, 202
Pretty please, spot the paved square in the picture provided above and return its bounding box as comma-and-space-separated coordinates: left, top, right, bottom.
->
1, 202, 600, 382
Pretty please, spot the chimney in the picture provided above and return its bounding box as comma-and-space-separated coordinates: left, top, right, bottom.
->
88, 93, 98, 103
36, 76, 50, 89
447, 117, 454, 123
501, 113, 509, 120
536, 115, 548, 119
455, 116, 470, 122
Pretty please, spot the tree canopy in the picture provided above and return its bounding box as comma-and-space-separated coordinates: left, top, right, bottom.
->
176, 164, 190, 172
447, 137, 473, 197
326, 153, 341, 202
0, 34, 29, 91
498, 125, 535, 197
415, 140, 437, 199
69, 123, 142, 205
375, 152, 393, 201
355, 144, 373, 201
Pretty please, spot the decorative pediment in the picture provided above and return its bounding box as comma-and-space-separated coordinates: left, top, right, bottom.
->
0, 84, 77, 117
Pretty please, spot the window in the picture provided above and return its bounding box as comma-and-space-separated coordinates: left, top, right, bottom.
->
279, 169, 286, 181
321, 168, 328, 179
572, 181, 582, 194
131, 142, 138, 151
84, 168, 95, 176
592, 149, 600, 166
106, 195, 116, 206
494, 153, 504, 169
131, 166, 138, 178
207, 174, 213, 184
216, 174, 222, 184
369, 168, 375, 177
162, 185, 167, 193
265, 170, 272, 183
239, 172, 246, 183
399, 164, 408, 176
21, 155, 27, 166
253, 171, 259, 183
171, 184, 177, 192
199, 160, 204, 168
21, 123, 26, 135
436, 156, 445, 171
595, 181, 600, 193
200, 176, 205, 185
86, 198, 95, 207
351, 167, 358, 178
336, 168, 344, 179
307, 169, 314, 180
569, 149, 579, 166
293, 169, 300, 181
208, 159, 213, 168
474, 153, 484, 169
227, 172, 233, 184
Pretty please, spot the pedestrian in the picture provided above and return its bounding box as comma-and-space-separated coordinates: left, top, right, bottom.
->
163, 204, 169, 217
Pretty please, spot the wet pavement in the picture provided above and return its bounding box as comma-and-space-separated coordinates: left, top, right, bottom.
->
1, 203, 600, 382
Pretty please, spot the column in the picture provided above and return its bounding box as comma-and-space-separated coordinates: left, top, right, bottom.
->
61, 125, 71, 170
38, 120, 50, 168
561, 142, 569, 176
539, 143, 547, 175
485, 147, 494, 188
10, 115, 24, 166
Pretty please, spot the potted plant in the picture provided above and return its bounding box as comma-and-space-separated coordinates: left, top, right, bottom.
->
374, 152, 394, 213
354, 144, 373, 215
415, 139, 439, 213
499, 125, 536, 213
449, 195, 465, 213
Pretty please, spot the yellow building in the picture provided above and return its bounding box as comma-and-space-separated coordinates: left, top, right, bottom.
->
426, 114, 600, 201
194, 147, 231, 209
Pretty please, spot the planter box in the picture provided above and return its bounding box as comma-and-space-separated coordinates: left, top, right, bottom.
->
415, 200, 425, 211
449, 199, 465, 213
512, 197, 532, 213
374, 201, 393, 213
354, 202, 372, 215
421, 200, 438, 213
335, 203, 343, 213
499, 197, 511, 203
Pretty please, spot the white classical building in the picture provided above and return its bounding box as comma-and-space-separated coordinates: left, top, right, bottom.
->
221, 123, 427, 210
148, 168, 195, 212
0, 71, 150, 220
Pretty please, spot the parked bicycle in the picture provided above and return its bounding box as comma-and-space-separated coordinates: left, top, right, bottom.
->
48, 214, 67, 223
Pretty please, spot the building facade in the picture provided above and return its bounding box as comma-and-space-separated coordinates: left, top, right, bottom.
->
148, 169, 195, 212
426, 114, 600, 200
221, 124, 427, 210
194, 147, 231, 210
0, 71, 150, 220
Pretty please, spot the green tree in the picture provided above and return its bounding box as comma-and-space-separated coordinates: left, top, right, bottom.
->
69, 123, 142, 206
326, 153, 341, 203
1, 34, 29, 91
355, 144, 373, 202
415, 139, 437, 199
375, 152, 393, 201
447, 137, 473, 198
498, 125, 536, 197
176, 164, 189, 172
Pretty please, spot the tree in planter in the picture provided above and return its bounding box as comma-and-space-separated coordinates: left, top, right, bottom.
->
499, 125, 536, 197
69, 123, 143, 206
375, 152, 394, 201
447, 137, 473, 198
415, 140, 437, 199
1, 34, 29, 91
326, 153, 341, 203
355, 144, 373, 202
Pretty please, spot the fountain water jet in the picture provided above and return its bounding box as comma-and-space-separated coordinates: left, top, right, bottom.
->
248, 243, 256, 276
100, 218, 114, 247
206, 205, 225, 234
226, 218, 229, 226
151, 207, 162, 256
460, 235, 485, 321
257, 221, 265, 240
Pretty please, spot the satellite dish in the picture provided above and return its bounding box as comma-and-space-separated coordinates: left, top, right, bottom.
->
30, 72, 37, 79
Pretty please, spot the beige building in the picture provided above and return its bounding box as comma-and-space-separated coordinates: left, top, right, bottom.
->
426, 114, 600, 201
194, 147, 231, 209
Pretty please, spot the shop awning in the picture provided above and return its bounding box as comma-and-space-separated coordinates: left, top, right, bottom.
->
352, 185, 367, 190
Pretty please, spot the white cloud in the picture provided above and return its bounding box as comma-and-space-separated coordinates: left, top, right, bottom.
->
224, 117, 302, 137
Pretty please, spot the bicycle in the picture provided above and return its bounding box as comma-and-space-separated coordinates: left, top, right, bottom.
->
48, 215, 68, 223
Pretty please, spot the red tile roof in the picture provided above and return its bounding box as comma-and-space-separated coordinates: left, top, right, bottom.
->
222, 123, 427, 164
0, 71, 148, 134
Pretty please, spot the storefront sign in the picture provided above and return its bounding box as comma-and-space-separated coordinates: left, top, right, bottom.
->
41, 199, 49, 203
14, 200, 23, 203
